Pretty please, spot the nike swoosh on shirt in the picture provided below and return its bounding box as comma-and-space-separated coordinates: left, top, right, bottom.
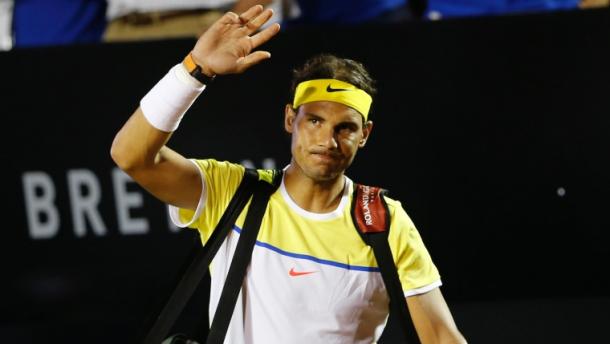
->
289, 267, 317, 277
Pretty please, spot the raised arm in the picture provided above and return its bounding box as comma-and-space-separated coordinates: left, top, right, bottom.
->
110, 5, 280, 210
407, 288, 467, 344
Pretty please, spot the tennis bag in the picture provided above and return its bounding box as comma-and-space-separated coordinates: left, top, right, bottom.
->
144, 170, 419, 343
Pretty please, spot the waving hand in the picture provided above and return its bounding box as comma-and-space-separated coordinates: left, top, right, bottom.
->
191, 5, 280, 77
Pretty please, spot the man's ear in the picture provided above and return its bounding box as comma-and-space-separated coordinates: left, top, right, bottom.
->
359, 120, 374, 148
284, 104, 296, 133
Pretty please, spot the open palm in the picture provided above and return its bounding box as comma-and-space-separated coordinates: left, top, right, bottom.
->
191, 5, 280, 76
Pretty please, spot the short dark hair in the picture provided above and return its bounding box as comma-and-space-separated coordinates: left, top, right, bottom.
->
289, 54, 377, 103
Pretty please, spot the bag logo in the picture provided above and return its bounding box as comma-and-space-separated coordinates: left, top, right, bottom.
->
355, 185, 388, 233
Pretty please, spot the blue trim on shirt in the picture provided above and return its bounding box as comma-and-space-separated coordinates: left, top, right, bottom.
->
232, 226, 381, 272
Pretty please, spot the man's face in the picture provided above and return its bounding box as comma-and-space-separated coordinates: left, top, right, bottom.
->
284, 101, 373, 182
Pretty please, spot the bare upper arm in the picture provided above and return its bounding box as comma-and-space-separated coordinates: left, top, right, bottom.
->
111, 108, 202, 210
136, 145, 202, 210
406, 288, 467, 344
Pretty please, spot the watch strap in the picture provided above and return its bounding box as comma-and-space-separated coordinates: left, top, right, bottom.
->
183, 52, 216, 85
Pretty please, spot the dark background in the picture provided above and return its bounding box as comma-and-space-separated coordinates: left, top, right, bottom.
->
1, 7, 609, 343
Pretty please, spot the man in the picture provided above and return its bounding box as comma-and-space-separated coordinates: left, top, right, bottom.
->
111, 5, 466, 343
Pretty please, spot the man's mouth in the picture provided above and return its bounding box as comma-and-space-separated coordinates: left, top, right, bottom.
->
310, 151, 340, 162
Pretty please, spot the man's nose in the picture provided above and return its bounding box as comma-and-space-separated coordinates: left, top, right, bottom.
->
317, 126, 338, 149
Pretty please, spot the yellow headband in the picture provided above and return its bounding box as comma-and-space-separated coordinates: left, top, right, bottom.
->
293, 79, 373, 120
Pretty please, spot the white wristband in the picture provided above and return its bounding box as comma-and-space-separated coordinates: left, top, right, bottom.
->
140, 63, 206, 132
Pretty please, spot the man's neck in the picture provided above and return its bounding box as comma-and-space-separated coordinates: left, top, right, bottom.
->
283, 166, 346, 214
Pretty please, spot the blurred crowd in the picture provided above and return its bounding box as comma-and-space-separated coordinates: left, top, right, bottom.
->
0, 0, 608, 51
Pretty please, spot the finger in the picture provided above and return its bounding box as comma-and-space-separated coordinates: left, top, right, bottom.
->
218, 11, 241, 25
243, 8, 274, 35
238, 5, 264, 23
250, 23, 280, 48
236, 51, 272, 72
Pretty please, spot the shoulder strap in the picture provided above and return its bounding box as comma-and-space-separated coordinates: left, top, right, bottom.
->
351, 184, 420, 344
206, 169, 283, 344
143, 169, 259, 344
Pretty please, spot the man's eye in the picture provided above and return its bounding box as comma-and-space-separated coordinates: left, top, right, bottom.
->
337, 124, 356, 133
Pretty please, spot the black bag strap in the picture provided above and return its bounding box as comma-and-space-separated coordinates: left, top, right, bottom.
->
206, 169, 282, 344
143, 169, 260, 344
350, 184, 420, 344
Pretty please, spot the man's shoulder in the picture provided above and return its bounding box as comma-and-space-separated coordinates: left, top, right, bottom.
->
195, 160, 281, 189
382, 194, 402, 210
191, 159, 246, 192
256, 168, 281, 186
348, 180, 410, 223
350, 179, 403, 210
192, 158, 242, 170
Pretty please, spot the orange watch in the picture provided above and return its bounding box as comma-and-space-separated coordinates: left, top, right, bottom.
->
183, 52, 216, 84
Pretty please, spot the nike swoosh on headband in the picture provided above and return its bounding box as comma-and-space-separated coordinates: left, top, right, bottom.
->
326, 84, 352, 92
